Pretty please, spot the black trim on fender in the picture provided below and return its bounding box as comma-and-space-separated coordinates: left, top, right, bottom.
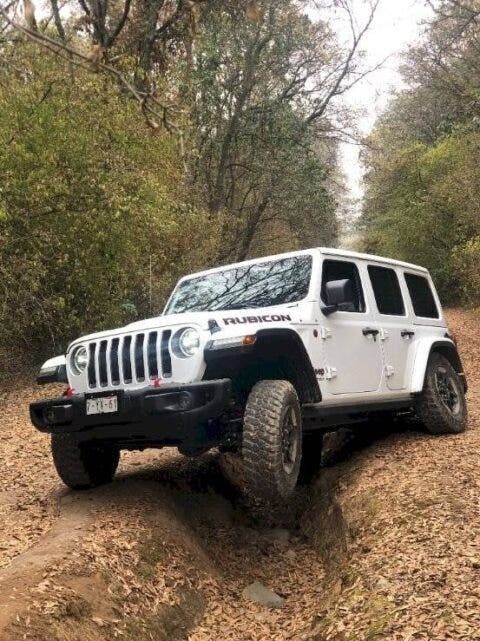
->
204, 328, 321, 404
256, 328, 321, 402
430, 340, 468, 393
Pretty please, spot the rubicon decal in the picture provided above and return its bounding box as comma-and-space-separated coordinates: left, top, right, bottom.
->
223, 314, 292, 325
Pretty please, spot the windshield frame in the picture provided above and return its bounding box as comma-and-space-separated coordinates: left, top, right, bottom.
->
163, 250, 317, 315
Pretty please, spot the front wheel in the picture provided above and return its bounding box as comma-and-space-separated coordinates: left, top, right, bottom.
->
415, 352, 467, 435
242, 380, 302, 503
51, 434, 120, 489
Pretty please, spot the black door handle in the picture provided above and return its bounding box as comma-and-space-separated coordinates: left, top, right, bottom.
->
401, 330, 415, 338
362, 327, 380, 340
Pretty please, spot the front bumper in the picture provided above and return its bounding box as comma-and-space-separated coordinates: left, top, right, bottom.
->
29, 379, 232, 447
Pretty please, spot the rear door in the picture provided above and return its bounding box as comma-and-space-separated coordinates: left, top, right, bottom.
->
367, 264, 412, 391
319, 258, 383, 394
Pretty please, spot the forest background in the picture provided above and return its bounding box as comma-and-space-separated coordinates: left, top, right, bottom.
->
0, 0, 478, 370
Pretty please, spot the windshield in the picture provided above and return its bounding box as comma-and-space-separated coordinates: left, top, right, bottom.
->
164, 255, 313, 314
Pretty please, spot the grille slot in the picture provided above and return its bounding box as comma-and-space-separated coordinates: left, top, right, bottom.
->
99, 340, 108, 386
83, 329, 176, 390
122, 336, 132, 383
161, 330, 172, 378
148, 332, 158, 378
110, 338, 120, 385
134, 334, 145, 381
88, 343, 97, 388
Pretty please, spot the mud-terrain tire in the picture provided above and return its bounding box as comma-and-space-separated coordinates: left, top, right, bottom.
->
51, 434, 120, 489
415, 352, 467, 435
242, 380, 302, 503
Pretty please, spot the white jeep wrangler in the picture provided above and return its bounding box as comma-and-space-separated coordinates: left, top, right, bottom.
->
30, 248, 468, 502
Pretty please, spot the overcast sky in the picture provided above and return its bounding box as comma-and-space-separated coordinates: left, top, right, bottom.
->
308, 0, 433, 209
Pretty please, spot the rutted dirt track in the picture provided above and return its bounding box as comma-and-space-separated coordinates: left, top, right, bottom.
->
1, 309, 480, 640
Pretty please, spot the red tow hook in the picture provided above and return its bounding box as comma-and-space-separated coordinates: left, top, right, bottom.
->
63, 387, 75, 397
152, 377, 162, 388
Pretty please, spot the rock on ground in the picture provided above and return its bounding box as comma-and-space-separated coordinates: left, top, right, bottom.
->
242, 581, 285, 608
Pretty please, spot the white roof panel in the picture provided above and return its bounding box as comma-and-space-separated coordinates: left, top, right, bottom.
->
179, 247, 428, 283
318, 247, 428, 272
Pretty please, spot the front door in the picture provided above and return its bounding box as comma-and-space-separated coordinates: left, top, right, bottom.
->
319, 259, 383, 395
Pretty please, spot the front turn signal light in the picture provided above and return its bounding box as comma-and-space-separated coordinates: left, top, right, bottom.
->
210, 335, 257, 350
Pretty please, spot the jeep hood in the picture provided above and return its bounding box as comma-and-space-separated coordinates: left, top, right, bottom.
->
68, 305, 302, 350
129, 305, 301, 331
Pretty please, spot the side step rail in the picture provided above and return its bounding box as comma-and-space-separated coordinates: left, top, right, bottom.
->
302, 398, 414, 431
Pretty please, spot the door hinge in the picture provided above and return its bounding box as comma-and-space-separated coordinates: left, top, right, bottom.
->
385, 365, 395, 378
325, 366, 338, 380
379, 328, 389, 341
319, 326, 332, 340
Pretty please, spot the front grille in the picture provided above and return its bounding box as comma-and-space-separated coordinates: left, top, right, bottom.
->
87, 330, 172, 389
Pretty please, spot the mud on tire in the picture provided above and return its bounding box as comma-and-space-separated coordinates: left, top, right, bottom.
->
415, 352, 467, 435
241, 380, 302, 504
51, 434, 120, 489
218, 452, 247, 492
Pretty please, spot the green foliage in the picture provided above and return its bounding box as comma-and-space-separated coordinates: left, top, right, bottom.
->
0, 0, 354, 365
362, 2, 480, 305
453, 237, 480, 304
363, 127, 480, 302
0, 43, 219, 358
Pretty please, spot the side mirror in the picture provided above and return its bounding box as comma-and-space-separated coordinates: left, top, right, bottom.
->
37, 355, 68, 385
321, 279, 355, 316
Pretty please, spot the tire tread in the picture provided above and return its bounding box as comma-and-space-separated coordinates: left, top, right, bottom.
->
416, 352, 467, 435
241, 380, 302, 503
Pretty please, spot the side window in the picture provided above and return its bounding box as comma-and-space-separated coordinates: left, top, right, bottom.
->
321, 259, 366, 313
404, 273, 439, 318
368, 265, 405, 316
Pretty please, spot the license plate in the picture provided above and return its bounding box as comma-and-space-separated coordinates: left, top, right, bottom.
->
86, 395, 118, 415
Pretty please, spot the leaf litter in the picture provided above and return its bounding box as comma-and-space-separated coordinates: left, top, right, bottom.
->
0, 309, 479, 640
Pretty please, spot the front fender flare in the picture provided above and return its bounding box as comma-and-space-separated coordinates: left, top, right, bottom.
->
411, 339, 467, 394
204, 327, 321, 404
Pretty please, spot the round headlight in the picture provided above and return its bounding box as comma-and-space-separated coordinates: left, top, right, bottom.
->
71, 345, 88, 374
173, 328, 200, 358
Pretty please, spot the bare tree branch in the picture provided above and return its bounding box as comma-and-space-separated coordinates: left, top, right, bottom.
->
49, 0, 66, 40
106, 0, 131, 47
0, 3, 181, 131
306, 0, 380, 124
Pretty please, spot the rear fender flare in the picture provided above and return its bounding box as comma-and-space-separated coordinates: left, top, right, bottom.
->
410, 339, 467, 393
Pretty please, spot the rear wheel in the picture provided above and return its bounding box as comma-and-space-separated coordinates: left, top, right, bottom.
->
242, 380, 302, 503
415, 352, 467, 435
51, 434, 120, 489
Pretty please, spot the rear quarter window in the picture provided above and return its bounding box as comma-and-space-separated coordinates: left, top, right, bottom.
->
404, 273, 439, 319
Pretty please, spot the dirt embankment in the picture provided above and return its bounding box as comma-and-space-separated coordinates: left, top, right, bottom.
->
1, 309, 479, 641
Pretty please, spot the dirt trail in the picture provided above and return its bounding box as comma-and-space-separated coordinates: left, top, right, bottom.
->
0, 309, 479, 640
0, 492, 91, 627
